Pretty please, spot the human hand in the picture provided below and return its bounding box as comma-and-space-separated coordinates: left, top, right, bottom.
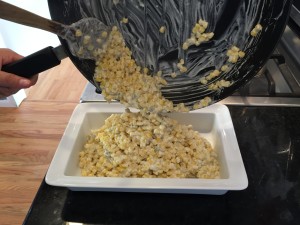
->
0, 48, 38, 98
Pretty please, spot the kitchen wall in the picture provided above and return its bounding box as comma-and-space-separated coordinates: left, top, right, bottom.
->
0, 0, 60, 56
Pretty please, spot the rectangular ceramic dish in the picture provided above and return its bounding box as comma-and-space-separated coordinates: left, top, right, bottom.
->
45, 103, 248, 194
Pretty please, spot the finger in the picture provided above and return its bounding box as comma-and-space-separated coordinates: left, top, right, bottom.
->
0, 71, 32, 89
0, 86, 19, 98
0, 48, 23, 67
30, 74, 39, 86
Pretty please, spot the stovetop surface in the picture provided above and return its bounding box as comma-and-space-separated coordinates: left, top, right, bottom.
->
23, 106, 300, 225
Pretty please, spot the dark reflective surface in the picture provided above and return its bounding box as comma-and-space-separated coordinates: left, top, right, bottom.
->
23, 106, 300, 225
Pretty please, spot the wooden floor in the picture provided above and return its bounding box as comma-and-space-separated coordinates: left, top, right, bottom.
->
0, 59, 87, 225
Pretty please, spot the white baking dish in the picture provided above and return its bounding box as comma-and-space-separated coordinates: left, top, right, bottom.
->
45, 103, 248, 194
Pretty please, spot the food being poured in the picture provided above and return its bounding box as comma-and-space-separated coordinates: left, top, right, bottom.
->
93, 26, 195, 113
77, 15, 224, 178
83, 16, 221, 112
77, 2, 264, 179
89, 25, 260, 112
81, 0, 269, 109
79, 23, 220, 179
70, 0, 263, 112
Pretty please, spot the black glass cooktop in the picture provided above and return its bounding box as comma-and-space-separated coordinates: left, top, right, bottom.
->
23, 106, 300, 225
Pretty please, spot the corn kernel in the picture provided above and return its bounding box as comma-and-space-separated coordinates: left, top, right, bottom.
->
159, 26, 166, 33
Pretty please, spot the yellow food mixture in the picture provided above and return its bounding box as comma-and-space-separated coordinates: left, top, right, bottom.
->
79, 20, 222, 179
93, 26, 192, 113
79, 110, 220, 179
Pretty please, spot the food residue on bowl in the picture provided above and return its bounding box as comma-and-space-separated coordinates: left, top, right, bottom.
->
250, 24, 263, 37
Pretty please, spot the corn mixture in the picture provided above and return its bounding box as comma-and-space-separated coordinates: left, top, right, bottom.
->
78, 19, 224, 179
93, 26, 193, 113
78, 15, 261, 179
250, 24, 263, 37
182, 19, 214, 50
79, 110, 220, 179
227, 46, 245, 63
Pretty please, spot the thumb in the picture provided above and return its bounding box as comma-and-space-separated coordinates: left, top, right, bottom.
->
18, 78, 32, 88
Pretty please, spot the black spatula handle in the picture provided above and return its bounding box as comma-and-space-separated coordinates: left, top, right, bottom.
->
1, 46, 61, 78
